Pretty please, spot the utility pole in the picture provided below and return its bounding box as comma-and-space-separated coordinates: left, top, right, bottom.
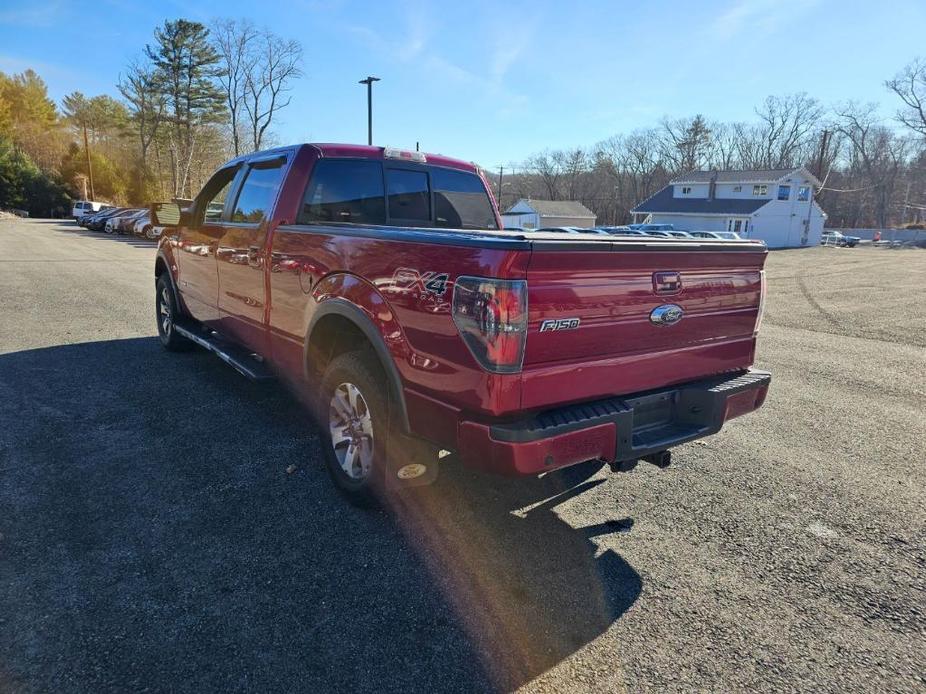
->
358, 76, 381, 146
814, 130, 830, 180
497, 166, 504, 205
82, 124, 95, 200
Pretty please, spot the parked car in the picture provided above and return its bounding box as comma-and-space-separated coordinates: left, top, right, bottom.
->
821, 230, 860, 247
85, 207, 129, 231
79, 204, 115, 226
150, 143, 771, 506
539, 226, 619, 236
604, 228, 651, 237
71, 200, 106, 220
108, 208, 147, 234
665, 230, 694, 238
690, 231, 743, 241
594, 226, 633, 234
631, 223, 676, 232
132, 213, 153, 237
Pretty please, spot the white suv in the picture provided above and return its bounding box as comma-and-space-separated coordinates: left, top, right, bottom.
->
71, 200, 105, 220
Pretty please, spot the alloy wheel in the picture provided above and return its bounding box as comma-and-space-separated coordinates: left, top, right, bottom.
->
328, 382, 374, 480
158, 286, 172, 336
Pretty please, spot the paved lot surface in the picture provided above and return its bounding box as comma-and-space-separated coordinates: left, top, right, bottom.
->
1, 218, 924, 693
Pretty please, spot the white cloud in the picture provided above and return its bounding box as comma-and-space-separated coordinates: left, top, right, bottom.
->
709, 0, 822, 40
0, 1, 65, 27
345, 1, 532, 115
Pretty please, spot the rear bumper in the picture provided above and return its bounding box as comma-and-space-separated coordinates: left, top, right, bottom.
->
457, 369, 770, 476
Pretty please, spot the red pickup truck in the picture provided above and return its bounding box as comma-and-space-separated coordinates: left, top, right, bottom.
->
152, 143, 770, 504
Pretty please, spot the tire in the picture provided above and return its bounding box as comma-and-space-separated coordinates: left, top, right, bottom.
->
318, 351, 396, 507
155, 274, 192, 352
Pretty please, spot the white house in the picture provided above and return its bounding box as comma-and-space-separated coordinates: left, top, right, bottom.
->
502, 199, 597, 229
631, 167, 827, 248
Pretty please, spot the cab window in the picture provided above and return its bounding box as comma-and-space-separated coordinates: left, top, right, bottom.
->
230, 160, 286, 224
299, 159, 386, 225
432, 168, 498, 230
386, 169, 430, 222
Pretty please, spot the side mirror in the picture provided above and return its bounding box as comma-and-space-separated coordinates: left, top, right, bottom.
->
150, 201, 184, 227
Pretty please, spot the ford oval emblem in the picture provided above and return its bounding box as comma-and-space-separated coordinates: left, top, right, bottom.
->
650, 304, 684, 326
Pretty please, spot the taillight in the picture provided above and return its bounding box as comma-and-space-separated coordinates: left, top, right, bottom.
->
452, 276, 528, 374
754, 270, 767, 336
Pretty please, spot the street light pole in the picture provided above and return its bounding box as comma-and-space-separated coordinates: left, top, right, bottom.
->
358, 76, 381, 145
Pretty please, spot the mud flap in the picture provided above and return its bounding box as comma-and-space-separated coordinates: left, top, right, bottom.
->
383, 431, 441, 488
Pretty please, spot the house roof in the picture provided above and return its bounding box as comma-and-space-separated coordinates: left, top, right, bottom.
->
631, 185, 770, 216
505, 199, 596, 218
671, 166, 821, 187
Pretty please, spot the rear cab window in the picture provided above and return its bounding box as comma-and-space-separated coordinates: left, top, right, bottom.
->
297, 157, 497, 230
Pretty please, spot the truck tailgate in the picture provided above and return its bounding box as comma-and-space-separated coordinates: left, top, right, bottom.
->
521, 238, 767, 410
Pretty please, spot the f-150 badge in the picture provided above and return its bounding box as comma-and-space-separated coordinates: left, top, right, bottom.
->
540, 318, 580, 332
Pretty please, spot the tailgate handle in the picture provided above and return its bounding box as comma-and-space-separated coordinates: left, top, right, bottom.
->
653, 271, 682, 294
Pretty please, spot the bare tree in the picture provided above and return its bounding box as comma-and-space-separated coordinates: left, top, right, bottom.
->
555, 148, 588, 201
524, 151, 564, 200
242, 29, 303, 152
886, 57, 926, 140
752, 93, 824, 168
706, 121, 740, 170
658, 115, 712, 173
833, 102, 911, 228
211, 19, 260, 156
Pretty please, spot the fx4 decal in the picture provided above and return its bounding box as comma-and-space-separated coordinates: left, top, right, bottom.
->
392, 268, 451, 297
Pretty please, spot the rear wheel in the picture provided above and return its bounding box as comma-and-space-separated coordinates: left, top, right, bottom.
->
155, 274, 191, 351
319, 351, 394, 506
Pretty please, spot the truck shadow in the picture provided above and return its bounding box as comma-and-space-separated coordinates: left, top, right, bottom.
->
0, 337, 641, 693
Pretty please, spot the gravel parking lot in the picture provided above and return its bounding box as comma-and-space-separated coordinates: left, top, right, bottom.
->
1, 218, 924, 693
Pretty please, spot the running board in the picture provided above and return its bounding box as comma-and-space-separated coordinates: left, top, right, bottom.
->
173, 322, 274, 381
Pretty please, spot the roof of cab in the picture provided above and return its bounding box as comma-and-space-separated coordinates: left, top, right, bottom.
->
310, 143, 480, 173
227, 143, 479, 174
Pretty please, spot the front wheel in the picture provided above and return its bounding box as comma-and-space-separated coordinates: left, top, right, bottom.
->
155, 274, 191, 351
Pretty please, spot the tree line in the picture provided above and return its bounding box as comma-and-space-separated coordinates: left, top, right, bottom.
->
0, 18, 302, 216
2, 28, 924, 229
492, 59, 926, 229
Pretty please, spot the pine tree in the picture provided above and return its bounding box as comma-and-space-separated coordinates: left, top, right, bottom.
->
146, 19, 226, 197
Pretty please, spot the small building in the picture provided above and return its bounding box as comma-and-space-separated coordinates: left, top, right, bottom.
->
631, 167, 826, 248
502, 199, 596, 230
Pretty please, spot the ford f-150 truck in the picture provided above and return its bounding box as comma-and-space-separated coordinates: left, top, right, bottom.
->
151, 143, 770, 504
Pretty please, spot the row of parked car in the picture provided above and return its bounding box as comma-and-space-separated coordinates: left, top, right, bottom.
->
72, 201, 161, 239
526, 223, 744, 241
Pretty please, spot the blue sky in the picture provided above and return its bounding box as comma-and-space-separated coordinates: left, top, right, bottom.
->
1, 0, 924, 168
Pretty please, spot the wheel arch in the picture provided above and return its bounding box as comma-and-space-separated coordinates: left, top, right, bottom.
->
154, 250, 188, 318
305, 299, 410, 434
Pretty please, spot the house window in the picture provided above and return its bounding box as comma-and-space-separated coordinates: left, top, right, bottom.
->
778, 185, 791, 201
752, 185, 768, 196
798, 186, 810, 202
733, 185, 742, 192
681, 186, 692, 195
727, 218, 750, 236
